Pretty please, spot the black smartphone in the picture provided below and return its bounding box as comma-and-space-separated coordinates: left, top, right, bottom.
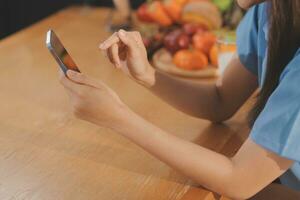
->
46, 29, 80, 74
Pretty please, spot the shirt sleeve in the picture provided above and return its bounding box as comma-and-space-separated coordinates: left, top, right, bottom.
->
250, 52, 300, 162
236, 6, 259, 75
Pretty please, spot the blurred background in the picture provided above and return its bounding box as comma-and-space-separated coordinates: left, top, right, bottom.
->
0, 0, 144, 39
0, 0, 244, 77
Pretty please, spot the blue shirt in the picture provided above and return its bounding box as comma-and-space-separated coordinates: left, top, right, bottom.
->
237, 2, 300, 190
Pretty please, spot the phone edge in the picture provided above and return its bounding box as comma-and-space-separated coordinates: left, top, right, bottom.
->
46, 30, 68, 74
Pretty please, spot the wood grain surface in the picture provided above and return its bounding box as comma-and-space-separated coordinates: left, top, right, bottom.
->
0, 6, 255, 200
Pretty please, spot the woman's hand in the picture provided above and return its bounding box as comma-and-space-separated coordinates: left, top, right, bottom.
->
59, 70, 129, 129
99, 30, 155, 87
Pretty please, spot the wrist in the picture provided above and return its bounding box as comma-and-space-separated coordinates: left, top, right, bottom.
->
137, 63, 156, 88
107, 105, 135, 132
108, 107, 152, 144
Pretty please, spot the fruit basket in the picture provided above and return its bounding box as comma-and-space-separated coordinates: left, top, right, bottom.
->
152, 48, 218, 78
133, 0, 244, 78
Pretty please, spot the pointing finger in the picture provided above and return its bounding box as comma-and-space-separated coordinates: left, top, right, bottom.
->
99, 32, 120, 50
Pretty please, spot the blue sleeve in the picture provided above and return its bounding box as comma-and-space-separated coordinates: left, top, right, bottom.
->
236, 6, 259, 75
250, 51, 300, 162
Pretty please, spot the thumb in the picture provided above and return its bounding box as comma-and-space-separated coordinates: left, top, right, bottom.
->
67, 70, 103, 89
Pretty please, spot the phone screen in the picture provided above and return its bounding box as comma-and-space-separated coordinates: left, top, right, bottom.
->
46, 30, 80, 74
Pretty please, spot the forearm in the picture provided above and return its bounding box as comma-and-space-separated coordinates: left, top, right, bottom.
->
144, 55, 258, 122
111, 108, 235, 197
150, 70, 223, 121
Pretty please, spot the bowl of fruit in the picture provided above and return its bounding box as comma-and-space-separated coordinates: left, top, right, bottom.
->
134, 0, 244, 78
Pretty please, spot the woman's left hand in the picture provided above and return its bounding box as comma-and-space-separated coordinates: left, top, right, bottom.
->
59, 70, 129, 128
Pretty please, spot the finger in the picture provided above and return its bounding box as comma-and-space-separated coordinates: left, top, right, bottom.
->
101, 48, 116, 67
99, 32, 120, 50
101, 40, 126, 67
117, 30, 139, 53
59, 70, 83, 94
130, 31, 148, 53
107, 47, 117, 67
59, 70, 73, 96
119, 44, 127, 61
111, 43, 121, 68
66, 70, 105, 90
100, 48, 108, 59
131, 31, 143, 45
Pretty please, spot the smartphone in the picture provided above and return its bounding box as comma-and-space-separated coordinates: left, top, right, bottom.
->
46, 29, 80, 74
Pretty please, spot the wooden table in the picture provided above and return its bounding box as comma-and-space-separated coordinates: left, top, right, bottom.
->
0, 6, 251, 200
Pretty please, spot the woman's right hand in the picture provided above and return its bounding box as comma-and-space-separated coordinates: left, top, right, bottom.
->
99, 29, 155, 87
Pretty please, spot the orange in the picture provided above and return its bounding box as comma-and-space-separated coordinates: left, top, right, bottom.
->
193, 31, 217, 55
173, 49, 208, 70
209, 44, 218, 66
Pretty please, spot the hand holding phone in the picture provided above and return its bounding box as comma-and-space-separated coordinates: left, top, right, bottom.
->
46, 30, 80, 74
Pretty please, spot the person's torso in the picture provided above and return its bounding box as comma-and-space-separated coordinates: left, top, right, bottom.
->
252, 2, 300, 190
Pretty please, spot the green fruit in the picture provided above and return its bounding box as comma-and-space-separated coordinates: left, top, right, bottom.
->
213, 0, 233, 12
